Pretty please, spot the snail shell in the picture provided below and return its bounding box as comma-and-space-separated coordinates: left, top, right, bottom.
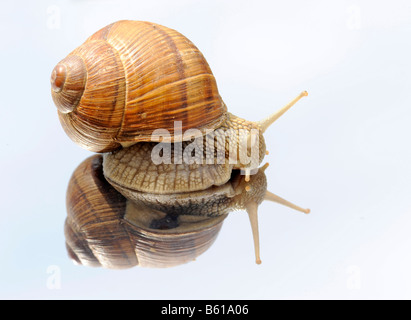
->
51, 20, 227, 153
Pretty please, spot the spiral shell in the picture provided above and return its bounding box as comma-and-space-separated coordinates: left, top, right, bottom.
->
51, 20, 227, 152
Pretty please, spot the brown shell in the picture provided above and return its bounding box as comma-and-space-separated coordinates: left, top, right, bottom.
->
51, 20, 227, 153
64, 154, 226, 269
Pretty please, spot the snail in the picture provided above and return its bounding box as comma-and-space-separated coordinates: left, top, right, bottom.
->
65, 155, 308, 268
52, 20, 310, 266
50, 20, 306, 168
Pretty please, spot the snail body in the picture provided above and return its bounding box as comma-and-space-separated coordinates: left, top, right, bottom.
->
53, 20, 311, 267
50, 20, 306, 170
104, 149, 269, 218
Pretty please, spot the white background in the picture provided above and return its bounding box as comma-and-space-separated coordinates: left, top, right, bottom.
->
1, 0, 410, 299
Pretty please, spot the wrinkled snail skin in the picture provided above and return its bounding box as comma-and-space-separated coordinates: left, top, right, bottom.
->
54, 20, 311, 267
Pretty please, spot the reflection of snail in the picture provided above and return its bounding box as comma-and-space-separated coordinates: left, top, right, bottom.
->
51, 20, 310, 267
65, 155, 309, 268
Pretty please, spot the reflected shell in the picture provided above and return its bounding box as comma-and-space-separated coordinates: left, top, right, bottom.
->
64, 155, 226, 269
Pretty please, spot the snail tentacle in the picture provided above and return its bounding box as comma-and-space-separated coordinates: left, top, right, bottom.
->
258, 91, 308, 133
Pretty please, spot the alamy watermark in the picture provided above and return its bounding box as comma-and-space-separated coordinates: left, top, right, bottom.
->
346, 5, 362, 30
346, 265, 362, 290
46, 265, 61, 290
46, 5, 61, 30
149, 121, 261, 174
